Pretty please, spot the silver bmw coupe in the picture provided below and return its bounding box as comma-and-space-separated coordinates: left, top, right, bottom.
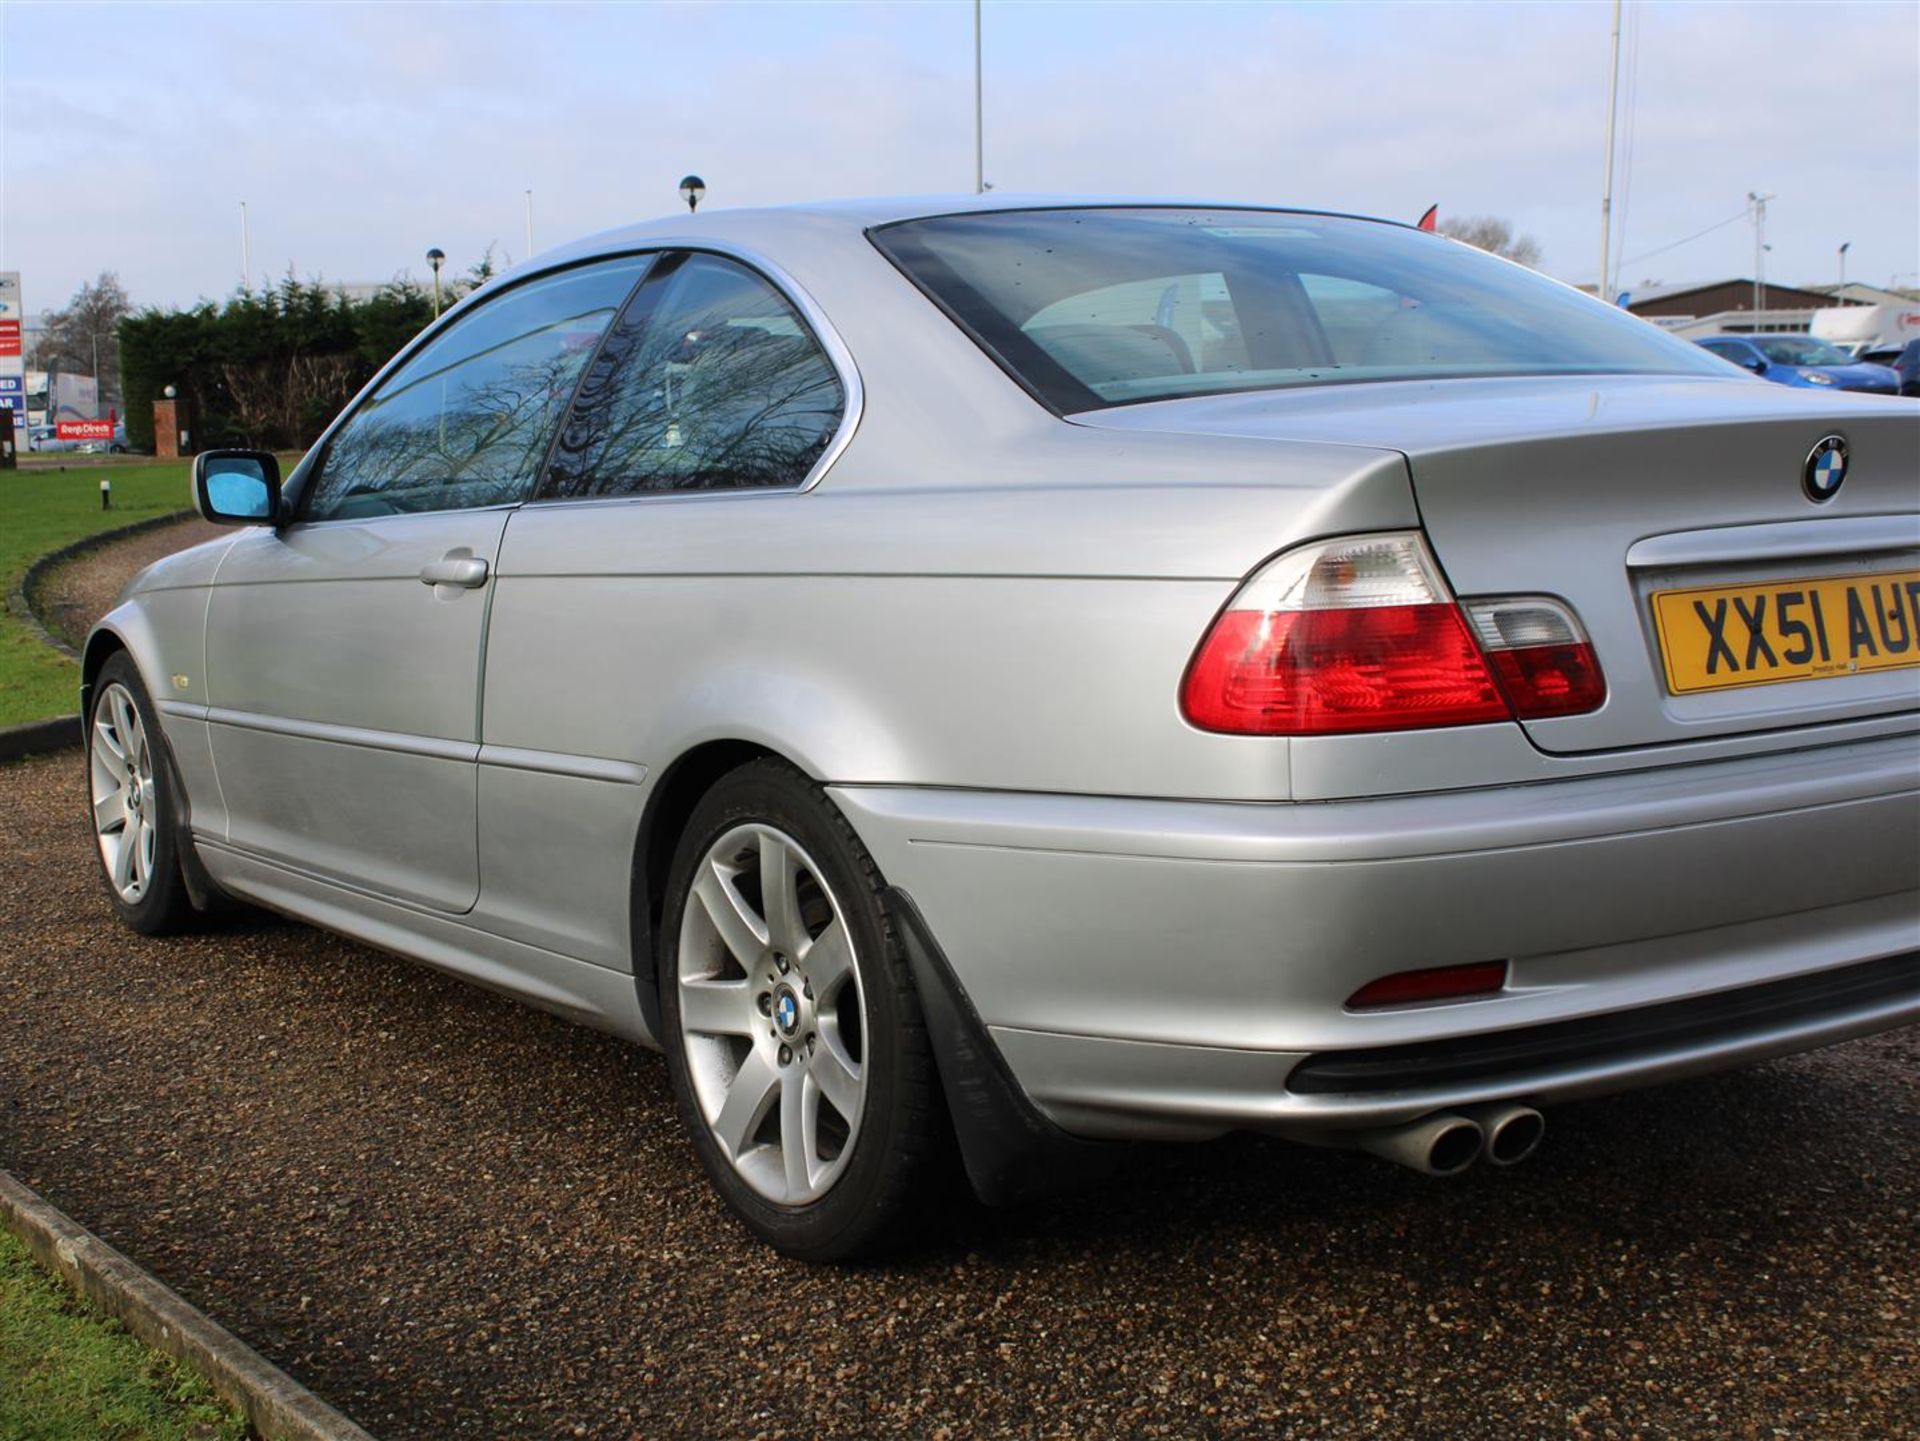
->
85, 200, 1920, 1258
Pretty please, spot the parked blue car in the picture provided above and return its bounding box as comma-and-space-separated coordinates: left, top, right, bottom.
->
1695, 334, 1901, 394
1858, 339, 1920, 397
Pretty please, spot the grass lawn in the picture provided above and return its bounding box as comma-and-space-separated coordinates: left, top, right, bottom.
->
0, 459, 193, 727
0, 1227, 248, 1440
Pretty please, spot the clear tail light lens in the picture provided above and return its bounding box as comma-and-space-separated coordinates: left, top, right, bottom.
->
1180, 533, 1605, 735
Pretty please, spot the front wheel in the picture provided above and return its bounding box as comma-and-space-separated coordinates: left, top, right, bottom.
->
659, 760, 939, 1260
86, 654, 196, 934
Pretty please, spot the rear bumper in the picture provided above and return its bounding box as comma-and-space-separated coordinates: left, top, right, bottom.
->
832, 730, 1920, 1139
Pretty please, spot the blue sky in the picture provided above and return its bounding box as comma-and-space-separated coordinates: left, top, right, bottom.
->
3, 1, 1915, 314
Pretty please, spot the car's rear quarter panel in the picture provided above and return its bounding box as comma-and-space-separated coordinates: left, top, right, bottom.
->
472, 439, 1414, 976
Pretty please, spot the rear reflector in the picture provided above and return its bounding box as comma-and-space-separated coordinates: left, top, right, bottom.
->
1347, 961, 1509, 1009
1182, 534, 1605, 736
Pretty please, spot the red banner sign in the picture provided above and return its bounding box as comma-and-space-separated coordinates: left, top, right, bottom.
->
0, 319, 19, 357
56, 419, 115, 441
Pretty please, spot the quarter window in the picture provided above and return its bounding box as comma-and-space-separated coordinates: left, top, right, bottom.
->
303, 259, 649, 521
542, 254, 845, 497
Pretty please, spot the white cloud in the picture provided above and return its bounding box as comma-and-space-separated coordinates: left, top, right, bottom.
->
2, 0, 1913, 313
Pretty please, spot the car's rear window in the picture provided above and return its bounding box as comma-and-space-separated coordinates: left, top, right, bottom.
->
871, 208, 1730, 412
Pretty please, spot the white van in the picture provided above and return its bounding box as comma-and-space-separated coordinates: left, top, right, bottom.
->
1810, 301, 1920, 357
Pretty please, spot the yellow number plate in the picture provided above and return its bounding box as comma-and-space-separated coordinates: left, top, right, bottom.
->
1651, 569, 1920, 695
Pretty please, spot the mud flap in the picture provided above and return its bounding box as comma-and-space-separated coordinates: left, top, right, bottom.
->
886, 886, 1118, 1206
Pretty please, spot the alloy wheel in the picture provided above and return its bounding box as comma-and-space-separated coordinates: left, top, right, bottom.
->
89, 681, 159, 904
676, 823, 868, 1205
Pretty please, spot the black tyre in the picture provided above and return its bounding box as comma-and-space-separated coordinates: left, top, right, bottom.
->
85, 654, 197, 935
658, 758, 938, 1260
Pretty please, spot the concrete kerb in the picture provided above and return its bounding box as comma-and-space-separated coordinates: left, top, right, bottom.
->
0, 1168, 378, 1441
0, 714, 82, 763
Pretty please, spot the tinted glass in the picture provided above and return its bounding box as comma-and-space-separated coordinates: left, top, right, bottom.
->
542, 254, 844, 498
873, 209, 1730, 411
1753, 335, 1852, 367
304, 259, 648, 521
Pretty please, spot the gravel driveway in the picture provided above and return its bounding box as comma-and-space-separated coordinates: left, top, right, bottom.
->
2, 753, 1916, 1439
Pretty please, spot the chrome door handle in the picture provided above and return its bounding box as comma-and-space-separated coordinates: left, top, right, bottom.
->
418, 555, 489, 588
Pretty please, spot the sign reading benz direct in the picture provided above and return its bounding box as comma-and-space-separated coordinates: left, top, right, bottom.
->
56, 419, 116, 442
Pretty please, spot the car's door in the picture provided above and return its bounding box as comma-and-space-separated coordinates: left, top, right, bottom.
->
204, 257, 650, 912
474, 251, 852, 964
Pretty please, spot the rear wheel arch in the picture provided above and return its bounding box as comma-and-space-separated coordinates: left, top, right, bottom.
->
631, 739, 789, 1036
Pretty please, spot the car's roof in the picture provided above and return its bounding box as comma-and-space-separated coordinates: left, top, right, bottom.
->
542, 194, 1405, 266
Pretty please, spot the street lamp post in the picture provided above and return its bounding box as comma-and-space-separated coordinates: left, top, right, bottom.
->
1747, 192, 1774, 319
1838, 242, 1851, 301
426, 248, 446, 318
679, 176, 707, 214
974, 0, 985, 195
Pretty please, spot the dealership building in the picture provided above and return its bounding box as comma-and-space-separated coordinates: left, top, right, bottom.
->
1624, 280, 1916, 338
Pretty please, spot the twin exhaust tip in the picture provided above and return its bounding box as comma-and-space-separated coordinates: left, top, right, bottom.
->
1355, 1102, 1545, 1176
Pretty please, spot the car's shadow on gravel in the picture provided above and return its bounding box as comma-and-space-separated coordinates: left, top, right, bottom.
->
182, 900, 1912, 1284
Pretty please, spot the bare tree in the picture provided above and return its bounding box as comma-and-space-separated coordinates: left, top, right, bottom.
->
220, 354, 361, 448
38, 271, 133, 401
1436, 216, 1543, 268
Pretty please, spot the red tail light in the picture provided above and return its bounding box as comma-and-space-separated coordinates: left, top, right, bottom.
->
1181, 533, 1604, 736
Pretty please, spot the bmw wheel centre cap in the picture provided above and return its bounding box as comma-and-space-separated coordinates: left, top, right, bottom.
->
1803, 434, 1848, 503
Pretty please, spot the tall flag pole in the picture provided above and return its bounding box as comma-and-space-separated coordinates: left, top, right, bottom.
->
1599, 0, 1623, 302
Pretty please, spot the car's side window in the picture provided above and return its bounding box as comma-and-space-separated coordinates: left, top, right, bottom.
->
541, 253, 845, 498
301, 258, 650, 522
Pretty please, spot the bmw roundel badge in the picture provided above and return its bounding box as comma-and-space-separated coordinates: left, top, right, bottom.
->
1803, 434, 1848, 503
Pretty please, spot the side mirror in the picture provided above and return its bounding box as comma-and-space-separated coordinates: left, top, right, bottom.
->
1742, 354, 1768, 374
192, 450, 282, 525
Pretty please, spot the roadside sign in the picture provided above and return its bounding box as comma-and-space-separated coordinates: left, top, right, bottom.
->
0, 273, 20, 420
57, 419, 116, 442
